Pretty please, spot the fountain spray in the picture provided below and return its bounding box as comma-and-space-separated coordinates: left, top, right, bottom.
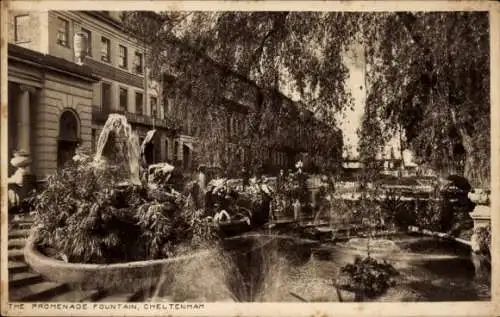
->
94, 114, 142, 185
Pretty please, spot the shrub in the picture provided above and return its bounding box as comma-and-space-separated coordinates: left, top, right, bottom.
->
411, 185, 474, 235
273, 170, 314, 220
336, 256, 399, 301
31, 156, 215, 264
205, 178, 273, 227
414, 199, 444, 232
377, 189, 412, 230
473, 224, 491, 256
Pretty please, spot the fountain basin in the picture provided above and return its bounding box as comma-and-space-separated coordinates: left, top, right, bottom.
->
23, 235, 212, 292
214, 232, 490, 302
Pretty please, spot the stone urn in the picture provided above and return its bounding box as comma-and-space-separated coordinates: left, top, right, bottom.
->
73, 31, 88, 65
468, 188, 490, 206
9, 150, 32, 186
8, 150, 35, 205
10, 150, 32, 169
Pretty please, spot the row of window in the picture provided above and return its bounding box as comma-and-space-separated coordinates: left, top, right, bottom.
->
57, 16, 144, 73
75, 19, 144, 73
227, 115, 246, 137
14, 15, 145, 74
100, 82, 157, 116
272, 151, 287, 167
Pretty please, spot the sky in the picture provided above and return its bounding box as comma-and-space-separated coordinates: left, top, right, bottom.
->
339, 51, 365, 159
339, 43, 403, 160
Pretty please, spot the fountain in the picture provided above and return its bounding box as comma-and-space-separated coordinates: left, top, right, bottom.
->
21, 113, 491, 303
23, 113, 217, 295
93, 113, 142, 185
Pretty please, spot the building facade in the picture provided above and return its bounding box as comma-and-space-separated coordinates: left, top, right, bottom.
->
9, 10, 174, 170
160, 42, 343, 174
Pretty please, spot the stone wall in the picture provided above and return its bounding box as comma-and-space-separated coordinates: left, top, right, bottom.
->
8, 11, 49, 54
34, 73, 94, 177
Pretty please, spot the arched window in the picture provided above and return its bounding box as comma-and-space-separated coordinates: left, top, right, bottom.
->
59, 110, 80, 142
57, 110, 80, 168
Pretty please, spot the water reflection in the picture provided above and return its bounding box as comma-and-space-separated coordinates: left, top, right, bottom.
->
148, 233, 490, 302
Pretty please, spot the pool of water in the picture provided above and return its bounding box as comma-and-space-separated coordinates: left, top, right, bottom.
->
148, 233, 490, 302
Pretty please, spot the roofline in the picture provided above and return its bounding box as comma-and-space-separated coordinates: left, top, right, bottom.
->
79, 11, 126, 33
8, 43, 101, 82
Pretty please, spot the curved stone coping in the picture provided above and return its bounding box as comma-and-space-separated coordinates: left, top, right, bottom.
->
223, 232, 320, 246
24, 235, 213, 291
407, 226, 471, 247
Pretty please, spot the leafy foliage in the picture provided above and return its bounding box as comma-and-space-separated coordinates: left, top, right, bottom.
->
336, 256, 399, 301
121, 11, 490, 185
121, 11, 347, 174
474, 224, 491, 256
30, 157, 216, 264
273, 168, 314, 219
360, 12, 489, 187
373, 182, 474, 237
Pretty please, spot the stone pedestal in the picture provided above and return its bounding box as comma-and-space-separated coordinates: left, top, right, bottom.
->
469, 204, 491, 254
469, 205, 491, 229
468, 189, 491, 276
470, 205, 491, 252
469, 189, 491, 232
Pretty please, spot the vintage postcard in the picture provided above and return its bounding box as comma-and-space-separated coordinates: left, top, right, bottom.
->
1, 1, 499, 316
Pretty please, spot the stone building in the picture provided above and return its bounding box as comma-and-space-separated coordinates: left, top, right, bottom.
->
8, 10, 173, 173
7, 44, 99, 182
8, 9, 343, 181
160, 43, 343, 174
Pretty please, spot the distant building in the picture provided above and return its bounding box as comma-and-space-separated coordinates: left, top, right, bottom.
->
159, 36, 343, 174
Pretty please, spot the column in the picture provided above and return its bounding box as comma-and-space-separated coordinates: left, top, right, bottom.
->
17, 85, 33, 157
8, 85, 36, 204
177, 140, 183, 165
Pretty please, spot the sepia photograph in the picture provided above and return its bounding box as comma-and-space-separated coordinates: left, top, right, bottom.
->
1, 1, 497, 316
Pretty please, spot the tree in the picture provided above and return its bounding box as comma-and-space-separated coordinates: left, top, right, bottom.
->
121, 12, 489, 185
120, 12, 353, 174
360, 12, 490, 188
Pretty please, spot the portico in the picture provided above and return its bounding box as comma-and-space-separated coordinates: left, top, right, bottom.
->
7, 44, 99, 203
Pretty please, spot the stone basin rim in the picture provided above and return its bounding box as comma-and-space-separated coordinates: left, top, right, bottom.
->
24, 232, 315, 271
24, 236, 212, 269
23, 233, 214, 291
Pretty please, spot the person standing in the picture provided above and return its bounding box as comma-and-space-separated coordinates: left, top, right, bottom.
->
277, 169, 285, 192
197, 164, 207, 209
241, 166, 250, 188
197, 165, 207, 192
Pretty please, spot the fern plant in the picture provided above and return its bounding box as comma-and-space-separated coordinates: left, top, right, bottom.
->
30, 156, 215, 264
